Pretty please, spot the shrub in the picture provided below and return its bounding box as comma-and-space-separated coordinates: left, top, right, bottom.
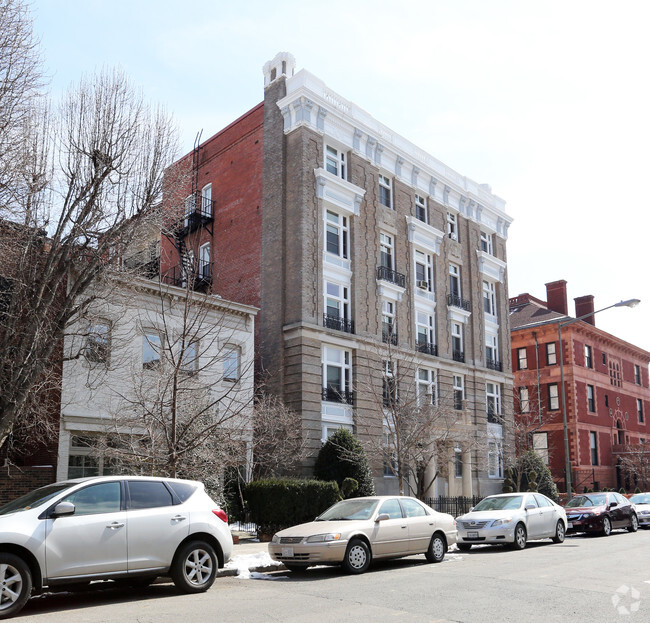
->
244, 478, 340, 535
314, 429, 375, 497
510, 451, 560, 502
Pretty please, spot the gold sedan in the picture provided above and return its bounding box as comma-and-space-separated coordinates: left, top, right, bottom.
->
268, 496, 457, 574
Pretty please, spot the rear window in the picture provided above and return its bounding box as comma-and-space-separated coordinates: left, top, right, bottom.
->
166, 481, 198, 502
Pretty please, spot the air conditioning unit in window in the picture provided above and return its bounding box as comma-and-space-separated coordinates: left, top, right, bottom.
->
417, 280, 429, 289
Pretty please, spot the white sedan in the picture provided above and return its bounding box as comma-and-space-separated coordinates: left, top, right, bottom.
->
456, 492, 567, 551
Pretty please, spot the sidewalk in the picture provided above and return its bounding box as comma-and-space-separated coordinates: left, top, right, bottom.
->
217, 533, 285, 578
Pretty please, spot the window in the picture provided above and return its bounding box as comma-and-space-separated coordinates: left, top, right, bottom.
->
584, 345, 593, 369
517, 347, 528, 370
379, 174, 392, 208
382, 360, 397, 407
62, 482, 121, 515
480, 231, 493, 255
449, 264, 461, 298
518, 387, 530, 413
587, 384, 595, 412
143, 332, 162, 369
446, 211, 458, 240
488, 441, 504, 478
223, 346, 240, 382
325, 281, 350, 321
453, 375, 464, 410
415, 194, 427, 223
378, 498, 402, 519
602, 352, 607, 365
86, 321, 110, 363
546, 342, 557, 365
201, 183, 212, 216
486, 382, 501, 421
128, 481, 174, 510
325, 145, 346, 180
181, 341, 199, 374
199, 242, 211, 279
322, 346, 352, 404
548, 383, 559, 411
609, 361, 622, 387
605, 394, 609, 407
532, 432, 549, 464
184, 193, 196, 226
326, 210, 348, 259
635, 364, 642, 385
379, 232, 394, 270
483, 280, 497, 317
415, 311, 435, 352
382, 300, 396, 344
417, 368, 437, 405
401, 497, 428, 517
415, 250, 433, 291
486, 333, 498, 366
454, 447, 463, 478
638, 398, 645, 424
451, 322, 463, 360
590, 431, 598, 465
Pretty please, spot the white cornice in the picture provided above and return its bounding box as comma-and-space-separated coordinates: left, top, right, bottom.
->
277, 69, 513, 239
476, 250, 507, 283
314, 168, 365, 217
405, 216, 445, 255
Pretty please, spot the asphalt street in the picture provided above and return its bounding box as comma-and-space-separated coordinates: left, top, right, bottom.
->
16, 528, 650, 623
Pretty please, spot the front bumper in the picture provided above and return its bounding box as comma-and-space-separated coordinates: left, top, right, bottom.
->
456, 524, 516, 545
565, 514, 606, 533
636, 512, 650, 527
268, 540, 349, 567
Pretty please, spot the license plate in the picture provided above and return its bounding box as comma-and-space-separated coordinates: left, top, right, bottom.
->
282, 547, 294, 558
567, 522, 572, 529
467, 531, 479, 538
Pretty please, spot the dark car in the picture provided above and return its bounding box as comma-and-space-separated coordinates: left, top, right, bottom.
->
565, 492, 638, 536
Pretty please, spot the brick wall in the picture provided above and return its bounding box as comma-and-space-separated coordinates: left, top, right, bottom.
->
0, 465, 56, 505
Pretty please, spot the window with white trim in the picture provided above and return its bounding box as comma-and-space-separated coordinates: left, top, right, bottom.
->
143, 332, 162, 369
517, 347, 528, 370
584, 344, 593, 369
382, 300, 396, 343
449, 263, 461, 298
587, 384, 595, 412
454, 446, 463, 478
417, 368, 437, 405
325, 281, 349, 320
546, 342, 557, 365
325, 210, 348, 259
486, 382, 501, 420
184, 193, 196, 226
86, 320, 111, 364
382, 359, 397, 407
548, 383, 559, 411
453, 374, 464, 410
325, 145, 346, 180
415, 250, 433, 292
480, 231, 493, 255
486, 333, 498, 366
415, 194, 427, 223
482, 280, 497, 317
322, 346, 352, 402
201, 183, 212, 216
533, 432, 549, 464
488, 440, 504, 478
199, 242, 211, 279
379, 174, 392, 208
416, 311, 435, 350
181, 341, 199, 374
380, 232, 394, 270
518, 387, 530, 413
446, 212, 458, 240
451, 322, 463, 357
223, 346, 241, 382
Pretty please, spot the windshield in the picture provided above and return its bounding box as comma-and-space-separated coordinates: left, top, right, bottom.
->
0, 482, 74, 516
565, 494, 608, 508
630, 494, 650, 505
472, 495, 524, 511
316, 498, 379, 521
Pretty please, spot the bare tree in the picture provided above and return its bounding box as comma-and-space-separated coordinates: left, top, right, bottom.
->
0, 6, 178, 454
356, 340, 478, 497
618, 444, 650, 491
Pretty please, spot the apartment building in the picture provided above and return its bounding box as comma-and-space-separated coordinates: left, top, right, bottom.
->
510, 280, 650, 492
162, 53, 514, 496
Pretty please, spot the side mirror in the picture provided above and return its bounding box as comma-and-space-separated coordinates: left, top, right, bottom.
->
525, 504, 536, 511
469, 507, 474, 512
375, 513, 390, 522
51, 501, 76, 517
609, 502, 618, 509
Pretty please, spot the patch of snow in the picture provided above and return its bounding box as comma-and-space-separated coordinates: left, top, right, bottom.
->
250, 572, 289, 581
225, 551, 282, 579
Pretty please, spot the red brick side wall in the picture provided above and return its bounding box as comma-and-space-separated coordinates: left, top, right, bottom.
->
0, 465, 56, 505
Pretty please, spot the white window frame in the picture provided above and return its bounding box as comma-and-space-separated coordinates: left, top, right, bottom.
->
415, 194, 427, 223
181, 340, 199, 374
325, 210, 349, 259
184, 193, 196, 226
519, 387, 530, 413
325, 145, 346, 180
480, 231, 493, 254
223, 346, 241, 382
517, 347, 528, 370
546, 342, 557, 365
143, 332, 162, 369
449, 263, 461, 298
486, 382, 501, 418
201, 183, 212, 216
532, 432, 549, 464
325, 281, 349, 321
482, 280, 497, 317
548, 383, 559, 411
486, 333, 498, 365
451, 321, 463, 355
584, 344, 593, 368
587, 384, 595, 412
488, 440, 504, 478
417, 368, 437, 405
414, 249, 433, 292
322, 346, 352, 395
379, 174, 392, 208
86, 320, 111, 364
453, 374, 464, 410
416, 311, 435, 348
199, 242, 211, 279
446, 211, 458, 240
380, 232, 394, 270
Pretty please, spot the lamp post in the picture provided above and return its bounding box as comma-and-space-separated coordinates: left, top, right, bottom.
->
558, 299, 640, 501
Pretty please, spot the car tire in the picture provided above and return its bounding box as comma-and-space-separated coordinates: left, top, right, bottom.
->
0, 553, 32, 619
342, 539, 371, 574
511, 523, 527, 550
425, 533, 446, 563
456, 543, 472, 552
601, 516, 612, 537
628, 513, 639, 533
171, 541, 217, 593
552, 520, 566, 544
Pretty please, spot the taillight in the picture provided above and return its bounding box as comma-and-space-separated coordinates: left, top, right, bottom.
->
212, 509, 228, 524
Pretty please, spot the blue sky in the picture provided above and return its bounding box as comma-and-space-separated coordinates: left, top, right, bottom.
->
32, 0, 650, 350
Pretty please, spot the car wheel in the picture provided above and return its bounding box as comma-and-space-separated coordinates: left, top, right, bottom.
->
342, 539, 371, 574
601, 516, 612, 537
283, 564, 309, 573
171, 541, 217, 593
425, 533, 446, 563
552, 520, 566, 544
511, 523, 527, 550
0, 553, 32, 619
456, 543, 472, 552
628, 513, 639, 533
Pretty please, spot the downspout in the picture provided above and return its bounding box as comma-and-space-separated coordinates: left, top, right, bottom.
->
532, 332, 542, 425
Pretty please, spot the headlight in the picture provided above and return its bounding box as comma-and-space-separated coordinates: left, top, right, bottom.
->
306, 533, 341, 543
271, 534, 280, 543
491, 517, 513, 527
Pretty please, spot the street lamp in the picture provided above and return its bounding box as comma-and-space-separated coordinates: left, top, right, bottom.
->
559, 299, 640, 500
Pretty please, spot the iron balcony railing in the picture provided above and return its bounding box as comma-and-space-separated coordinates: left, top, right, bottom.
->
416, 341, 438, 357
486, 358, 503, 372
382, 322, 398, 345
452, 349, 465, 363
447, 293, 471, 311
321, 387, 354, 405
323, 313, 355, 334
377, 265, 406, 288
161, 261, 213, 290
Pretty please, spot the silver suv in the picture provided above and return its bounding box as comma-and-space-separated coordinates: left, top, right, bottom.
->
0, 476, 232, 618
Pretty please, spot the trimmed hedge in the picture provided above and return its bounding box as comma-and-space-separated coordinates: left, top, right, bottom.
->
244, 478, 340, 535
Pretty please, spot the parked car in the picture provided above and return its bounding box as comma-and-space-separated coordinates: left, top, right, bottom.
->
564, 491, 638, 535
268, 496, 457, 574
0, 476, 232, 619
456, 492, 567, 551
629, 492, 650, 527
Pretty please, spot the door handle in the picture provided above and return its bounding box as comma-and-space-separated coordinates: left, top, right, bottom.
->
401, 525, 407, 529
107, 522, 125, 529
172, 515, 187, 522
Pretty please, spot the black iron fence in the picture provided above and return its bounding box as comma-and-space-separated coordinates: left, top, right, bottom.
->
423, 495, 483, 517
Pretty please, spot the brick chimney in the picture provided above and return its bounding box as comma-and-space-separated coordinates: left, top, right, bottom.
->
575, 295, 595, 326
545, 280, 568, 315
